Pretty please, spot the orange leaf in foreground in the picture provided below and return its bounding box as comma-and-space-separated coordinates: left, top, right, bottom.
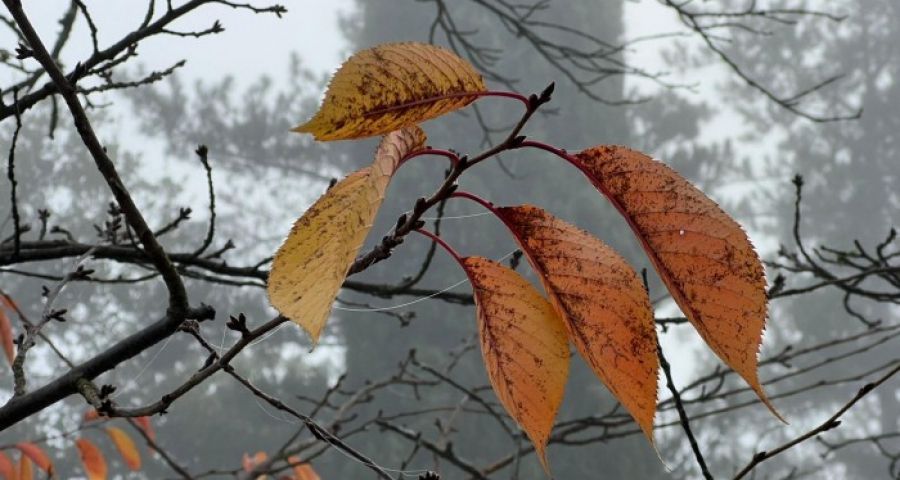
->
13, 444, 51, 476
75, 439, 106, 480
572, 145, 780, 419
15, 456, 30, 480
105, 427, 141, 470
268, 127, 427, 344
294, 42, 486, 140
462, 257, 569, 474
0, 452, 15, 480
496, 205, 658, 441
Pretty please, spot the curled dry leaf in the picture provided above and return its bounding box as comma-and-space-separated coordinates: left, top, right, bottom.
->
75, 439, 106, 480
0, 452, 14, 480
105, 427, 141, 470
13, 444, 51, 476
462, 257, 569, 474
268, 127, 427, 344
496, 205, 658, 442
294, 42, 486, 141
572, 146, 780, 419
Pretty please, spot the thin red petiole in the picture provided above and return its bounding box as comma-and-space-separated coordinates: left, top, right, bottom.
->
414, 228, 464, 266
450, 191, 521, 239
449, 191, 500, 216
516, 140, 573, 160
399, 148, 461, 169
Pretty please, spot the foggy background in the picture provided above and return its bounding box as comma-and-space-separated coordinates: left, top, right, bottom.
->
1, 1, 898, 479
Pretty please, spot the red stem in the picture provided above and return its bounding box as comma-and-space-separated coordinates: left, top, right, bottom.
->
399, 148, 460, 169
413, 229, 464, 267
450, 191, 528, 254
517, 139, 617, 200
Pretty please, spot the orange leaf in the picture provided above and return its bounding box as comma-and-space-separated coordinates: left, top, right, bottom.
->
15, 456, 29, 480
0, 294, 17, 311
75, 439, 106, 480
13, 444, 51, 476
294, 464, 320, 480
0, 304, 14, 367
82, 409, 103, 423
572, 146, 780, 419
288, 457, 320, 480
134, 416, 155, 440
495, 205, 659, 442
461, 257, 569, 474
105, 427, 140, 470
0, 452, 15, 480
294, 43, 486, 140
268, 127, 427, 344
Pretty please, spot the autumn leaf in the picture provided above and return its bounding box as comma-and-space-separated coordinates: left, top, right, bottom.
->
75, 439, 106, 480
268, 127, 427, 344
0, 452, 15, 480
495, 205, 659, 441
572, 146, 779, 418
461, 256, 569, 473
134, 416, 155, 440
288, 457, 321, 480
15, 456, 29, 480
0, 300, 14, 367
13, 444, 51, 476
105, 427, 141, 470
294, 43, 486, 140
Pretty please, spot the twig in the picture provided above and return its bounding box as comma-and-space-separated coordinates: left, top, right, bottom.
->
6, 87, 22, 256
658, 340, 715, 480
732, 362, 900, 479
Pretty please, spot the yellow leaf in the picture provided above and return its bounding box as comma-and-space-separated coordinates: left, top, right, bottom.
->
294, 43, 486, 141
572, 146, 780, 420
269, 127, 426, 344
462, 257, 569, 474
496, 205, 658, 442
105, 427, 141, 470
75, 439, 106, 480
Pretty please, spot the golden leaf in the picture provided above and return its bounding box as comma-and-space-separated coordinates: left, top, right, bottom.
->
294, 43, 485, 140
496, 205, 658, 442
573, 146, 780, 419
105, 427, 141, 470
268, 127, 427, 344
75, 439, 106, 480
462, 257, 569, 474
